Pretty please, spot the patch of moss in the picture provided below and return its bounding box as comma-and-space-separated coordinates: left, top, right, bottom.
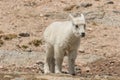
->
21, 45, 28, 49
92, 22, 98, 26
29, 39, 43, 47
3, 34, 17, 40
16, 44, 29, 51
16, 44, 21, 48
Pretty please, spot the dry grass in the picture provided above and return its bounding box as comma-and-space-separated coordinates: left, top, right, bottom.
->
3, 34, 17, 40
92, 22, 98, 26
21, 45, 29, 49
28, 39, 43, 47
16, 44, 29, 50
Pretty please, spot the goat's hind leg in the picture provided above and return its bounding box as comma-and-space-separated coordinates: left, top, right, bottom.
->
49, 55, 55, 73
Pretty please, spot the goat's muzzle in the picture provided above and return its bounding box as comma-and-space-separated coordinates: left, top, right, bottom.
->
81, 33, 85, 37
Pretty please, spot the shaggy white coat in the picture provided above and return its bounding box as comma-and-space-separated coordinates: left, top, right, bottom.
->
43, 14, 86, 75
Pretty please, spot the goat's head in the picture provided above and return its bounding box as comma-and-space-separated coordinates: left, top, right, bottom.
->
69, 14, 86, 37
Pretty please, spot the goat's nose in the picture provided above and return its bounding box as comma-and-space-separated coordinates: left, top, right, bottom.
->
81, 33, 85, 37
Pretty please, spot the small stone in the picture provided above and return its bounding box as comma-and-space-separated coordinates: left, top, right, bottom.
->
87, 27, 93, 31
94, 49, 99, 52
44, 13, 52, 17
40, 14, 44, 17
11, 77, 25, 80
0, 30, 4, 34
36, 61, 44, 65
81, 66, 91, 72
113, 10, 120, 14
4, 75, 13, 79
95, 0, 100, 1
63, 5, 76, 11
81, 2, 92, 8
106, 1, 114, 4
103, 75, 109, 79
78, 48, 85, 53
25, 48, 32, 52
95, 75, 101, 79
75, 66, 81, 71
0, 66, 3, 68
19, 33, 30, 37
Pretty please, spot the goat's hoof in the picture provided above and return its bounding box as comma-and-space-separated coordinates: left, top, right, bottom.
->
71, 73, 76, 76
55, 71, 62, 74
70, 72, 76, 76
62, 71, 68, 74
44, 70, 51, 74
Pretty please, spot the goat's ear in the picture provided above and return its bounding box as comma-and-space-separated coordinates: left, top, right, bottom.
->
69, 14, 74, 20
81, 14, 85, 20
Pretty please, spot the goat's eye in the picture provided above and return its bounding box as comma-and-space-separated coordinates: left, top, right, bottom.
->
75, 25, 78, 28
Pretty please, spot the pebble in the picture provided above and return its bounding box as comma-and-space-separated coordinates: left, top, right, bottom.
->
11, 77, 25, 80
106, 1, 114, 4
95, 0, 100, 1
81, 66, 91, 72
19, 33, 30, 37
4, 75, 13, 79
81, 2, 92, 8
87, 27, 93, 31
0, 65, 3, 68
78, 47, 85, 53
95, 75, 101, 79
63, 5, 76, 11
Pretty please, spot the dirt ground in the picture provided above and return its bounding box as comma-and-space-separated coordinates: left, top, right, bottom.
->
0, 0, 120, 79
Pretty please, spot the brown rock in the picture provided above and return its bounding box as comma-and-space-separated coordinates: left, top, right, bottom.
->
81, 66, 91, 73
106, 1, 114, 4
63, 5, 76, 11
81, 2, 92, 8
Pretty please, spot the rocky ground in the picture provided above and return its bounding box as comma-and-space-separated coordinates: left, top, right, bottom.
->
0, 0, 120, 80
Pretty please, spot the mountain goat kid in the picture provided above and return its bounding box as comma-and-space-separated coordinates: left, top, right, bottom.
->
43, 14, 86, 75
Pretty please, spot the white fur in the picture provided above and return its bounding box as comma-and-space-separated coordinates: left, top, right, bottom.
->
43, 14, 86, 75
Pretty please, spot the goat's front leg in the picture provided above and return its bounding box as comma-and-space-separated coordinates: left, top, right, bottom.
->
68, 50, 77, 75
54, 46, 64, 74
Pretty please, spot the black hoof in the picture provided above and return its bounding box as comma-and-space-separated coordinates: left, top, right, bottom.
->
71, 73, 76, 76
